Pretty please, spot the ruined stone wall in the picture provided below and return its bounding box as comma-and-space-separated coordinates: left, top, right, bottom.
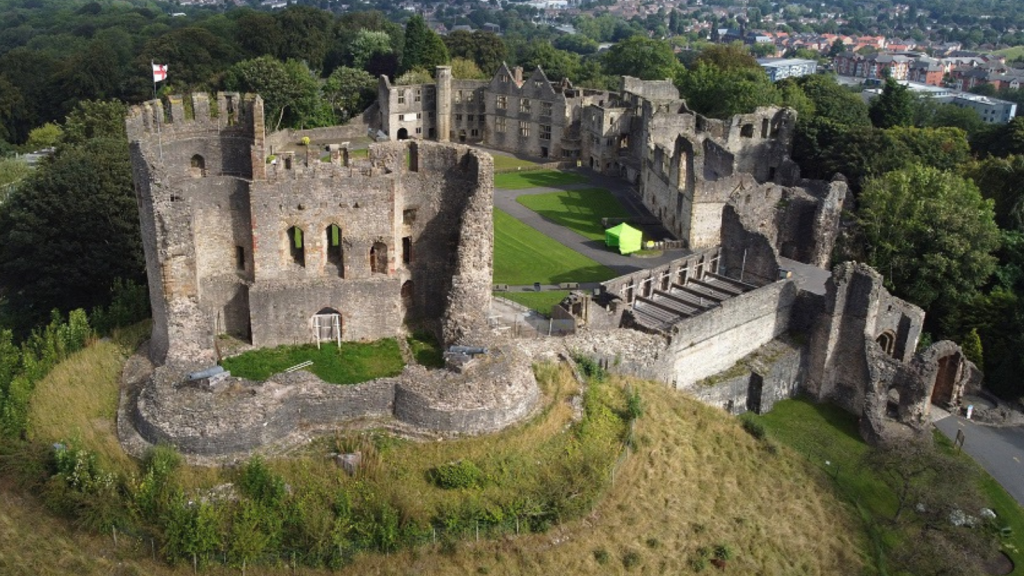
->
126, 93, 262, 365
666, 279, 797, 388
687, 339, 803, 415
600, 249, 721, 304
804, 263, 925, 415
485, 65, 568, 159
450, 78, 487, 143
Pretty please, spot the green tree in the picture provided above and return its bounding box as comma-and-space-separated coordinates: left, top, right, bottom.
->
323, 67, 376, 122
401, 15, 449, 75
24, 123, 61, 151
695, 42, 760, 71
554, 34, 599, 55
868, 77, 914, 128
223, 57, 325, 131
961, 328, 984, 369
677, 61, 780, 119
275, 6, 333, 72
0, 138, 144, 333
443, 30, 507, 75
963, 155, 1024, 230
61, 100, 128, 146
234, 10, 284, 59
602, 36, 680, 80
451, 57, 486, 80
928, 103, 984, 134
521, 43, 580, 82
794, 74, 871, 127
349, 30, 394, 71
858, 164, 1000, 309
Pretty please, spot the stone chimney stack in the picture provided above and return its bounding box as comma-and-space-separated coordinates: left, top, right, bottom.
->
513, 66, 524, 86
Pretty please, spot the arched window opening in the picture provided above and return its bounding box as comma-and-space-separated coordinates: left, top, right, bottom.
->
190, 154, 206, 178
397, 128, 409, 140
370, 242, 388, 274
326, 224, 344, 277
876, 330, 897, 358
287, 226, 305, 268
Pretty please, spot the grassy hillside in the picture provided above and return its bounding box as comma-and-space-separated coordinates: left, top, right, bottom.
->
1, 337, 866, 575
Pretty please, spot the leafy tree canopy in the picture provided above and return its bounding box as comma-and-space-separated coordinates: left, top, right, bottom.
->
0, 137, 144, 333
401, 15, 449, 75
858, 164, 1000, 309
602, 36, 680, 81
868, 77, 914, 129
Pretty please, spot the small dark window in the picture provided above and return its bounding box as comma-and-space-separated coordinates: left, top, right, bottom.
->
236, 246, 245, 271
402, 236, 411, 265
740, 124, 754, 138
403, 208, 417, 225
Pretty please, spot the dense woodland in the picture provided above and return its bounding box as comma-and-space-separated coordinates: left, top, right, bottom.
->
0, 0, 1023, 403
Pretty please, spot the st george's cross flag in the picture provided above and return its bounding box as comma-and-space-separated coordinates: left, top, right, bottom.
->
152, 63, 168, 83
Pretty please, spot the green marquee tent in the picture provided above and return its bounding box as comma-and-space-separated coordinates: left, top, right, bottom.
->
604, 223, 643, 254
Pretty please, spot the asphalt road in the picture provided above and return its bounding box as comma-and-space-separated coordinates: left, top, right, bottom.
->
935, 414, 1024, 506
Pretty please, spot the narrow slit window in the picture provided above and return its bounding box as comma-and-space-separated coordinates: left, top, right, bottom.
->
326, 224, 344, 277
287, 226, 305, 267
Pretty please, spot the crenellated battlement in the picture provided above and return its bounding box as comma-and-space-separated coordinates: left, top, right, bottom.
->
125, 93, 264, 142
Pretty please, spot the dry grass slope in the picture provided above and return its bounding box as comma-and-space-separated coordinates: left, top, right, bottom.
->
2, 339, 866, 575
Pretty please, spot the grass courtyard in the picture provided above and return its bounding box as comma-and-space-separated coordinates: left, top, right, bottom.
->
517, 188, 633, 241
495, 290, 570, 316
221, 339, 405, 384
494, 169, 588, 190
493, 209, 615, 285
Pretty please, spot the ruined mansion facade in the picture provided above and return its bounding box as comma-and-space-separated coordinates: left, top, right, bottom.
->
121, 69, 978, 456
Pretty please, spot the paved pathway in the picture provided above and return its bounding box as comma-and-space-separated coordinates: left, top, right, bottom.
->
934, 414, 1024, 507
493, 168, 683, 277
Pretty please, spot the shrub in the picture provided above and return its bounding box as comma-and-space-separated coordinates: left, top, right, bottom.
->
237, 456, 286, 507
572, 354, 607, 381
135, 443, 182, 519
626, 388, 643, 420
714, 543, 735, 561
428, 459, 484, 490
593, 547, 610, 564
621, 548, 641, 569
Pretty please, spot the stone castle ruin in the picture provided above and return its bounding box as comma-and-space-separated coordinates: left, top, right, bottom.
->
123, 67, 979, 456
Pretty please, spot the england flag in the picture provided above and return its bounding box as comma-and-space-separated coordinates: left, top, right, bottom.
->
152, 63, 168, 83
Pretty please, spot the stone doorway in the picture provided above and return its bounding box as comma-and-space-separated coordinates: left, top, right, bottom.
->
397, 128, 409, 140
312, 307, 341, 348
931, 354, 959, 406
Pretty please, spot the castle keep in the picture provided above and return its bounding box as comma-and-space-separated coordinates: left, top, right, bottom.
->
126, 94, 492, 367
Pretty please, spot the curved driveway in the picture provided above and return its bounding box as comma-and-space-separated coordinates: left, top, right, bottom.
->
935, 415, 1024, 506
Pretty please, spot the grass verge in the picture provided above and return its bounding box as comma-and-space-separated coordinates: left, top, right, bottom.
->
221, 339, 404, 384
494, 209, 616, 285
496, 290, 570, 316
516, 188, 632, 241
494, 169, 588, 190
752, 397, 1024, 575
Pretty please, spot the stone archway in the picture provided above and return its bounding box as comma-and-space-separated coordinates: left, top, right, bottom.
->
397, 128, 409, 140
931, 354, 960, 406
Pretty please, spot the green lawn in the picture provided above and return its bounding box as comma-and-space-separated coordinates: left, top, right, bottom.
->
492, 155, 540, 171
495, 290, 570, 316
221, 339, 404, 384
516, 188, 632, 241
995, 45, 1024, 60
751, 398, 1024, 575
493, 209, 616, 285
494, 169, 588, 190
